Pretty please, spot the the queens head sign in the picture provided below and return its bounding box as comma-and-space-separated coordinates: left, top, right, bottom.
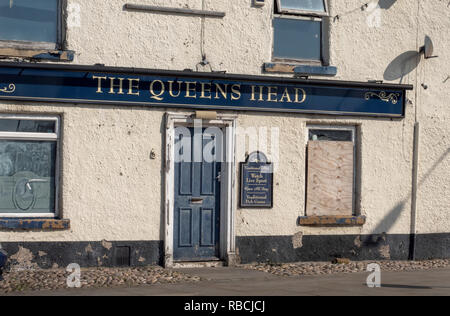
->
0, 64, 411, 117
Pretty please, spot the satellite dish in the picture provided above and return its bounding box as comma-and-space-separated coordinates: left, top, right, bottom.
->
420, 36, 438, 59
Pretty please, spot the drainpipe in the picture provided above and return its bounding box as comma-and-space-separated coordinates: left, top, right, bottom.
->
410, 0, 421, 261
409, 122, 420, 261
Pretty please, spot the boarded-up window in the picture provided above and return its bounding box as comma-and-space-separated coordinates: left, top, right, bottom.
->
306, 127, 355, 216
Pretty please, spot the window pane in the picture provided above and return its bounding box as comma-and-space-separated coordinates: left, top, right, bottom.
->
0, 0, 58, 43
0, 140, 56, 213
309, 129, 353, 142
0, 119, 56, 133
273, 18, 321, 61
279, 0, 326, 13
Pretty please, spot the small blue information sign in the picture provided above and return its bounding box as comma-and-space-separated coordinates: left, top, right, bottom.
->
240, 152, 273, 208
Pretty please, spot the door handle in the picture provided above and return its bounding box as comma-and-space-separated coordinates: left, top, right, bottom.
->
190, 198, 204, 204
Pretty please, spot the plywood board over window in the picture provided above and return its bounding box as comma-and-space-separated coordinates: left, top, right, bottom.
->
306, 141, 354, 216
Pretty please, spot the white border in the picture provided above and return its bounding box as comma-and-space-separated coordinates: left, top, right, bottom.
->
305, 124, 356, 144
275, 0, 329, 17
164, 112, 237, 267
305, 124, 357, 215
0, 114, 60, 218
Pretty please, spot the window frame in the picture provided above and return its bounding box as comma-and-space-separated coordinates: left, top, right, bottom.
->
276, 0, 329, 17
0, 0, 66, 50
0, 114, 61, 218
307, 125, 356, 143
305, 125, 358, 215
272, 14, 324, 65
272, 0, 330, 65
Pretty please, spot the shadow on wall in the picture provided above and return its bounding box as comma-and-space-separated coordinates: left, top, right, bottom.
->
384, 51, 421, 83
371, 147, 450, 235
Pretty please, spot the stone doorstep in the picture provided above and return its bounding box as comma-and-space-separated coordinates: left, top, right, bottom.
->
173, 261, 226, 269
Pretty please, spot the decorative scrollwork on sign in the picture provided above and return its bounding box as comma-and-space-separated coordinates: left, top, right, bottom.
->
0, 84, 16, 94
365, 91, 400, 104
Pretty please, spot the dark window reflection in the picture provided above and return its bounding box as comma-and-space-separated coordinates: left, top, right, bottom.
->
273, 18, 321, 61
0, 119, 55, 133
309, 129, 353, 142
0, 0, 58, 43
279, 0, 326, 12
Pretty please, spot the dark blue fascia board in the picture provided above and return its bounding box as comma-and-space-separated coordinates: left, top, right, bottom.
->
0, 63, 411, 117
0, 61, 413, 91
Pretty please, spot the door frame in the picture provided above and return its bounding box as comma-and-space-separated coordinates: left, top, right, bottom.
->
164, 112, 237, 268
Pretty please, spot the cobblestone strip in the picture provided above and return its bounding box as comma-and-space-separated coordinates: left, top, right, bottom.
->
241, 260, 450, 277
0, 266, 201, 294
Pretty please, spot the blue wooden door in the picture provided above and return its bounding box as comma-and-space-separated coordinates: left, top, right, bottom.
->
174, 127, 222, 261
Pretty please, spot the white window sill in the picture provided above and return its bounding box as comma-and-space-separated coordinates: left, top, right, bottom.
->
0, 47, 74, 62
0, 218, 70, 231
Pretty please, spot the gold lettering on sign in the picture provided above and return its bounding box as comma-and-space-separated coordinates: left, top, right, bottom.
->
185, 81, 197, 98
109, 77, 125, 94
250, 85, 257, 101
258, 86, 264, 101
231, 84, 241, 101
250, 85, 264, 102
294, 88, 307, 103
89, 75, 305, 107
267, 86, 278, 103
93, 76, 107, 93
279, 88, 293, 103
200, 82, 212, 99
0, 84, 15, 93
215, 83, 228, 100
168, 81, 183, 98
128, 78, 140, 96
149, 80, 165, 101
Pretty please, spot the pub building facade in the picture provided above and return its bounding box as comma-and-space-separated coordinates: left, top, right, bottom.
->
0, 0, 448, 269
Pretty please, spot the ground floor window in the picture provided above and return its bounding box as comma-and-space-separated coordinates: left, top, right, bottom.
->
0, 115, 59, 217
305, 125, 356, 216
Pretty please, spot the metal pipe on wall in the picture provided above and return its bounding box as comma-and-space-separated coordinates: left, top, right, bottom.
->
409, 122, 420, 260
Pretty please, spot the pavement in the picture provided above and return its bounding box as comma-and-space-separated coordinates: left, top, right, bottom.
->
8, 266, 450, 296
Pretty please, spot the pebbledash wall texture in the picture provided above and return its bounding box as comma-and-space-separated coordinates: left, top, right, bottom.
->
0, 0, 448, 270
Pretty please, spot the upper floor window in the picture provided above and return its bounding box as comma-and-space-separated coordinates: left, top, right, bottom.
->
0, 0, 63, 49
273, 0, 328, 64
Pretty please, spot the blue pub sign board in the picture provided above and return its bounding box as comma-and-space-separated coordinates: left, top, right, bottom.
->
240, 152, 273, 208
0, 63, 412, 117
